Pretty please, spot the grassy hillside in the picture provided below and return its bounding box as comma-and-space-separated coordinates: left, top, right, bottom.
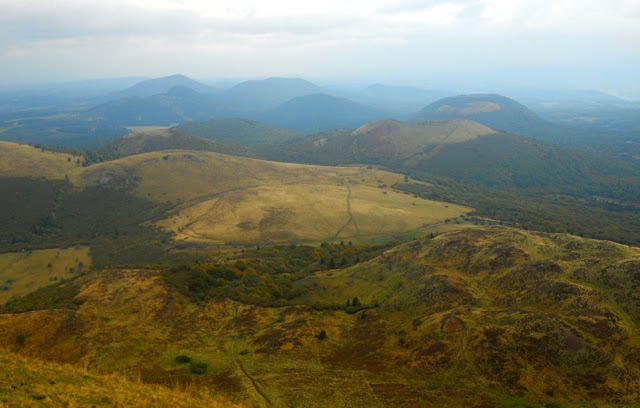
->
174, 118, 304, 146
0, 246, 90, 304
412, 94, 640, 161
85, 86, 224, 126
0, 141, 82, 179
0, 227, 639, 406
91, 128, 254, 162
413, 94, 567, 141
0, 349, 238, 407
258, 93, 386, 133
1, 144, 469, 266
76, 149, 468, 244
262, 119, 495, 165
158, 179, 468, 245
263, 120, 640, 245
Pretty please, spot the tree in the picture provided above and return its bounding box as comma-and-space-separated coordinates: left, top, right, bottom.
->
316, 330, 327, 340
352, 296, 360, 307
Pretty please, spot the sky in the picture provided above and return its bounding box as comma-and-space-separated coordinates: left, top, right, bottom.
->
1, 0, 639, 97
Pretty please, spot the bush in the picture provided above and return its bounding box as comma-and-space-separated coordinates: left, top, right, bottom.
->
15, 333, 26, 345
189, 362, 208, 375
174, 355, 192, 364
316, 330, 327, 340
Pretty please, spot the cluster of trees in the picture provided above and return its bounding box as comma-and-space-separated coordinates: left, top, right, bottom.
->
0, 177, 173, 267
163, 241, 393, 306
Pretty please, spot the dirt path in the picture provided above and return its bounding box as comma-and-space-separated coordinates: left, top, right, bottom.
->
231, 306, 273, 407
333, 181, 359, 239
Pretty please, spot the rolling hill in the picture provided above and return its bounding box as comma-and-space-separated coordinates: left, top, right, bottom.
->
106, 74, 215, 99
413, 94, 567, 140
76, 150, 469, 244
95, 128, 254, 160
0, 141, 82, 179
85, 86, 227, 125
413, 93, 640, 161
262, 118, 640, 245
261, 118, 496, 166
174, 118, 304, 146
1, 226, 639, 406
219, 77, 323, 109
0, 142, 469, 262
259, 93, 386, 133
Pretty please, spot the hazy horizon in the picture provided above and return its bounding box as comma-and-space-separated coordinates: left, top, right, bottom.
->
2, 0, 639, 98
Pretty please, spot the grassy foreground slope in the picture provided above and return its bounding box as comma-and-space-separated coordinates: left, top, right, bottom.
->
1, 226, 639, 407
0, 350, 239, 407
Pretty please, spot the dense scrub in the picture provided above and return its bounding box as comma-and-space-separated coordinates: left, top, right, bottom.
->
164, 241, 394, 305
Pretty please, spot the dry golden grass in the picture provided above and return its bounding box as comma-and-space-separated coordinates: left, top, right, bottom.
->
71, 150, 470, 245
157, 174, 469, 245
0, 247, 91, 304
0, 142, 81, 180
0, 349, 239, 407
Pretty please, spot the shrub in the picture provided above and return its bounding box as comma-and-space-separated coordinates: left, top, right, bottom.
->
15, 333, 26, 345
174, 355, 192, 364
189, 362, 209, 375
316, 330, 327, 340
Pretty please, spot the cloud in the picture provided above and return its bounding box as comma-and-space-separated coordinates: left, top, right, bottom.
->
0, 0, 639, 94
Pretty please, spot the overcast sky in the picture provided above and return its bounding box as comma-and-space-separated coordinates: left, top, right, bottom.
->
1, 0, 639, 96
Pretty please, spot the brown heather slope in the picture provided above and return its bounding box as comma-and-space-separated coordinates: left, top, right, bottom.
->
0, 226, 639, 406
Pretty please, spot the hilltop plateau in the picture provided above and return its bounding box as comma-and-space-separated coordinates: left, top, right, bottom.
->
0, 142, 469, 268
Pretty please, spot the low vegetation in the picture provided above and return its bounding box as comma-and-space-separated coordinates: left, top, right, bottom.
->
1, 227, 639, 407
0, 348, 236, 407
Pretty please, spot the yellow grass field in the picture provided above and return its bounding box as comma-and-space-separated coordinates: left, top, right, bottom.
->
0, 247, 91, 304
159, 182, 469, 245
